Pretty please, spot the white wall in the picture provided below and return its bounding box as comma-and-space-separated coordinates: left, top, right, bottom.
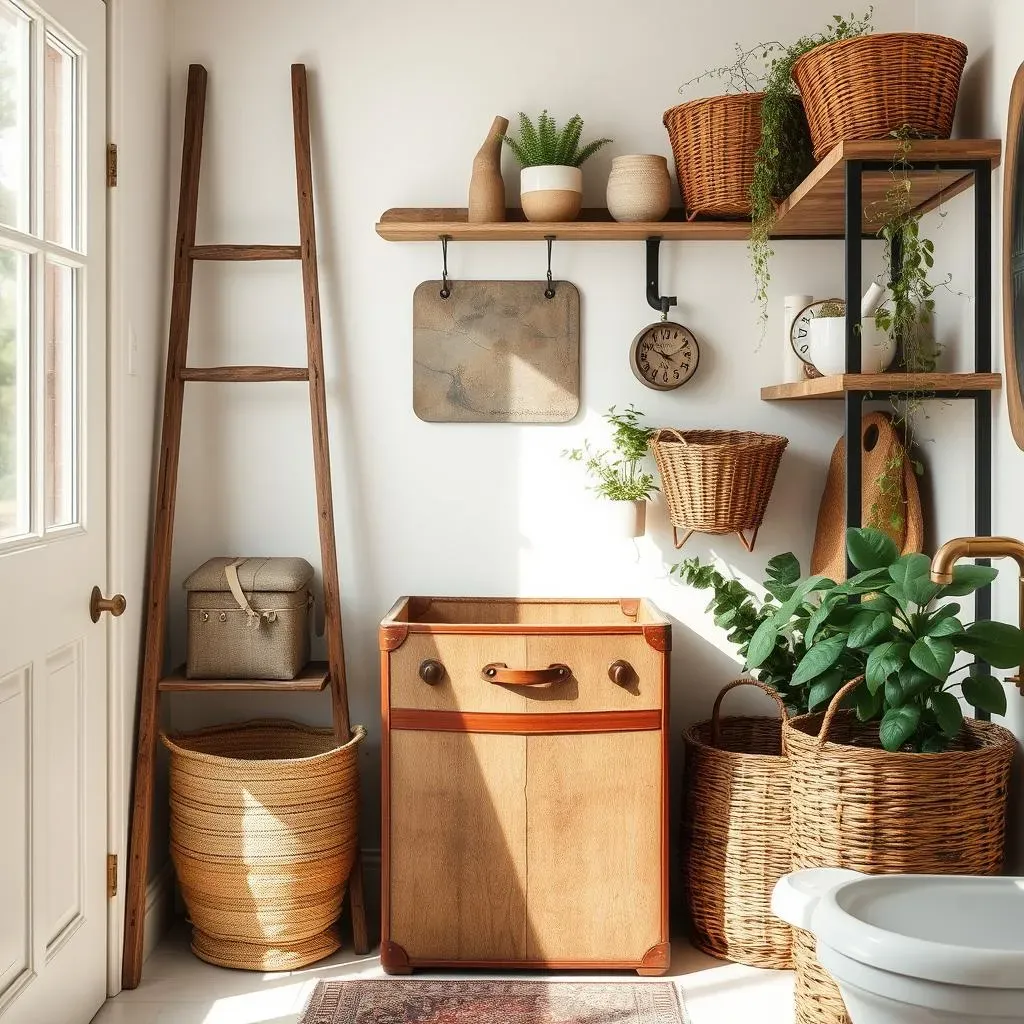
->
162, 0, 917, 869
914, 0, 1024, 866
107, 0, 171, 981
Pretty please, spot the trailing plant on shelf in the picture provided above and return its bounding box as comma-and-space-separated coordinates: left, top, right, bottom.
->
563, 405, 656, 502
743, 527, 1024, 752
501, 111, 612, 169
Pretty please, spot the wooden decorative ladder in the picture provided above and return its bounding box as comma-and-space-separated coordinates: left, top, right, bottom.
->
121, 63, 369, 989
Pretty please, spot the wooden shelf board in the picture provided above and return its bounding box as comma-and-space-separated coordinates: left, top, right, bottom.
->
761, 372, 1002, 401
377, 140, 1001, 242
158, 661, 330, 692
773, 139, 1001, 238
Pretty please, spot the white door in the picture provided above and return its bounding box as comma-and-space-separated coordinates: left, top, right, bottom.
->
0, 0, 107, 1021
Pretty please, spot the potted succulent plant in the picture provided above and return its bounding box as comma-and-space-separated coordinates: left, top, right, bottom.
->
564, 405, 656, 540
501, 111, 612, 223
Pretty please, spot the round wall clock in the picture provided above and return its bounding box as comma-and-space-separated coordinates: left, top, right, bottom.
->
630, 320, 700, 391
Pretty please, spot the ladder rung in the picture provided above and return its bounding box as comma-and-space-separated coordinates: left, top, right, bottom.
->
180, 365, 309, 382
190, 244, 301, 261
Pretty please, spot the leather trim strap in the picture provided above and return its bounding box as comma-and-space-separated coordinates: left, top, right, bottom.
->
225, 558, 258, 619
390, 708, 661, 734
481, 663, 570, 686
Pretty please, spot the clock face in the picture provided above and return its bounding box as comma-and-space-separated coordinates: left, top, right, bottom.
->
790, 298, 842, 364
630, 321, 700, 391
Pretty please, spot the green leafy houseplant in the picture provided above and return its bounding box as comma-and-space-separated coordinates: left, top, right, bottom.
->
564, 405, 656, 502
501, 111, 612, 168
744, 527, 1024, 752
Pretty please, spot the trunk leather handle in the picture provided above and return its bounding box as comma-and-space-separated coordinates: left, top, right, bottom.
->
481, 663, 570, 686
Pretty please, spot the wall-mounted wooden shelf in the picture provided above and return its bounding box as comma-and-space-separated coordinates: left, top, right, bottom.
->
158, 661, 330, 692
761, 372, 1003, 401
376, 139, 1001, 243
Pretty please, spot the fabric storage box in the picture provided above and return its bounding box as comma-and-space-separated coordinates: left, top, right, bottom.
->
184, 557, 314, 680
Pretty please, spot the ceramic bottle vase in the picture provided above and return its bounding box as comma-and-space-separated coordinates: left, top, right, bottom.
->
468, 115, 508, 223
606, 154, 671, 222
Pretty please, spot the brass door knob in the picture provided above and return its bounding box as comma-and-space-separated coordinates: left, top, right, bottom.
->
90, 586, 127, 623
419, 659, 445, 685
608, 660, 635, 687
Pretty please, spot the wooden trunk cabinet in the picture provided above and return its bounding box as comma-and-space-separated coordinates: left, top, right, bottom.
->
379, 597, 671, 975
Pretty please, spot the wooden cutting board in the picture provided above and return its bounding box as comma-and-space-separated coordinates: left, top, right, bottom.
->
811, 412, 924, 582
413, 279, 580, 423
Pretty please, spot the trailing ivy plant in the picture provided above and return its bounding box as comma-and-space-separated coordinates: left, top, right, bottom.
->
745, 527, 1024, 753
563, 405, 656, 502
501, 111, 612, 169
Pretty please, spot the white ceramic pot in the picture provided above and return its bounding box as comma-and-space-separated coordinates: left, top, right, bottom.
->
808, 316, 896, 375
606, 155, 671, 223
594, 499, 647, 540
521, 165, 583, 222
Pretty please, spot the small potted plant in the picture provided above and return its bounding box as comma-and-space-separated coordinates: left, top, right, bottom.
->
807, 299, 895, 375
501, 111, 612, 223
564, 405, 655, 539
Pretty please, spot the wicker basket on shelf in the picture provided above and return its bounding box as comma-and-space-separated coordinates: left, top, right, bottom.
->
164, 718, 365, 971
663, 94, 764, 218
783, 677, 1015, 1024
683, 679, 793, 969
649, 428, 788, 551
792, 33, 968, 160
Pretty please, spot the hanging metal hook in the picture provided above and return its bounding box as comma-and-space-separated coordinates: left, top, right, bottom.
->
544, 235, 556, 299
439, 234, 452, 299
646, 237, 677, 316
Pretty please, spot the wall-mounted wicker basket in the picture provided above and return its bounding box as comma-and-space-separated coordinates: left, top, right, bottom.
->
683, 679, 793, 970
792, 33, 968, 161
164, 718, 365, 971
663, 94, 764, 219
650, 428, 788, 551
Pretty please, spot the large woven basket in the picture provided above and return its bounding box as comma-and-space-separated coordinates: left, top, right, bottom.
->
164, 719, 366, 971
792, 33, 968, 161
682, 679, 793, 969
650, 428, 788, 552
783, 678, 1015, 1024
663, 94, 763, 219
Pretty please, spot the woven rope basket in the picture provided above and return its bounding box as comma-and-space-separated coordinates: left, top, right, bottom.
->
682, 679, 793, 969
650, 428, 788, 552
164, 719, 366, 971
792, 33, 968, 161
784, 677, 1015, 1024
663, 94, 763, 219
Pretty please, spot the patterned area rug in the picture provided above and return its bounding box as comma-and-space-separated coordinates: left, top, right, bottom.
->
299, 980, 684, 1024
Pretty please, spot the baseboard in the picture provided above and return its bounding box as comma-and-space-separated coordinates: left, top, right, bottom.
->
143, 861, 175, 963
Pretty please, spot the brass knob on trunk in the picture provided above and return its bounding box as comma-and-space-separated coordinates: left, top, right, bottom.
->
608, 660, 635, 687
419, 660, 445, 685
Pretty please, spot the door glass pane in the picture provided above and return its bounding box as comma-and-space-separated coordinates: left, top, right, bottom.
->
0, 2, 30, 233
44, 34, 76, 249
0, 247, 29, 540
44, 260, 75, 528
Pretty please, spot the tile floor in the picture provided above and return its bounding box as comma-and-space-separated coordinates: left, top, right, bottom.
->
92, 924, 796, 1024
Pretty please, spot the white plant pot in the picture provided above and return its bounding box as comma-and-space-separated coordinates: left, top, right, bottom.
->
808, 316, 897, 375
593, 499, 647, 540
521, 165, 583, 223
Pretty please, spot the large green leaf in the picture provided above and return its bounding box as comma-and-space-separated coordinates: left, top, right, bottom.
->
925, 614, 963, 639
884, 677, 905, 707
856, 683, 884, 722
879, 705, 922, 751
958, 621, 1024, 669
866, 641, 910, 693
899, 663, 938, 699
745, 617, 780, 669
860, 594, 900, 615
803, 594, 848, 647
910, 636, 955, 680
765, 552, 801, 586
928, 691, 964, 737
941, 564, 999, 597
792, 634, 849, 686
847, 612, 891, 649
847, 528, 899, 571
962, 674, 1008, 716
888, 553, 934, 602
769, 575, 836, 627
807, 671, 844, 711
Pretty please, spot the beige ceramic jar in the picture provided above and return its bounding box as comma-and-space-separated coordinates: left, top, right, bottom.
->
606, 154, 671, 222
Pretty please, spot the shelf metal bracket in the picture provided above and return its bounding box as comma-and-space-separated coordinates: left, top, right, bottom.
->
646, 237, 677, 316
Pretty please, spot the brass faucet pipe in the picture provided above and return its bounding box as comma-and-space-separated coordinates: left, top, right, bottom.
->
930, 536, 1024, 695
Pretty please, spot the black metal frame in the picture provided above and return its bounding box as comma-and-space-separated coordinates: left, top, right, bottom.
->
841, 158, 994, 713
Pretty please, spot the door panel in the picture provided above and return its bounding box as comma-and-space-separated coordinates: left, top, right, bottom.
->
389, 730, 527, 960
526, 731, 663, 961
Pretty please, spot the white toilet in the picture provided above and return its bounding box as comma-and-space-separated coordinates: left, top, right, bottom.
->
772, 869, 1024, 1023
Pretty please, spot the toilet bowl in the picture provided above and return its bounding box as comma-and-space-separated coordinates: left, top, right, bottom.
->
772, 869, 1024, 1023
